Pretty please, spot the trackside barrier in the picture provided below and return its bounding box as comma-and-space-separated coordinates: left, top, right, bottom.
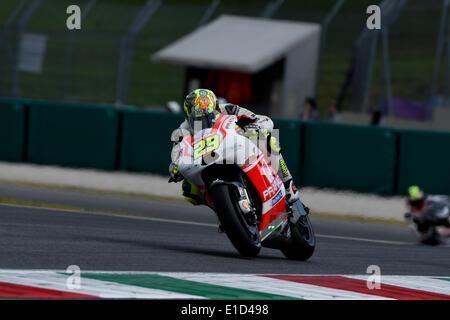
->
0, 97, 449, 196
0, 100, 26, 161
397, 129, 450, 195
300, 121, 398, 195
273, 118, 302, 185
120, 109, 183, 175
26, 100, 122, 170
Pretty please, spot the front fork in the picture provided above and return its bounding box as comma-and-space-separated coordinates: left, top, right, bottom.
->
209, 179, 258, 226
286, 200, 310, 224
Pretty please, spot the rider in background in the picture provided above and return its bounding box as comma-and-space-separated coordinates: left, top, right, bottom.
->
405, 185, 450, 233
169, 88, 300, 206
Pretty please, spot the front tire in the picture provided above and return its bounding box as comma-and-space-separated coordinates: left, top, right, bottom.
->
209, 184, 261, 257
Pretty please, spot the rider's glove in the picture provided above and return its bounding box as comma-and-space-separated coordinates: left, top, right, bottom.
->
244, 123, 260, 130
243, 123, 260, 140
168, 162, 183, 183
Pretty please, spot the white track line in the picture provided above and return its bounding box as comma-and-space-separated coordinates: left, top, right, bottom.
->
314, 233, 411, 245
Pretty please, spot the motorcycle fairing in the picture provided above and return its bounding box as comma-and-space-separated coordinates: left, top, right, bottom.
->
241, 152, 288, 240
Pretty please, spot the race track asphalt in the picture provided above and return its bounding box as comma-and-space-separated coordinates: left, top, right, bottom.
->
0, 183, 448, 275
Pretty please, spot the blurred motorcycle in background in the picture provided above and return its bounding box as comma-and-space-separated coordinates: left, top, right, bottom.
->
404, 186, 450, 245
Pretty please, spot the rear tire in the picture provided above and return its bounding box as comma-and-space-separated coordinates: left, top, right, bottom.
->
281, 215, 315, 261
209, 184, 261, 257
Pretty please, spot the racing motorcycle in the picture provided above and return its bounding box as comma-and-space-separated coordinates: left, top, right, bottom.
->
405, 196, 450, 245
170, 109, 315, 260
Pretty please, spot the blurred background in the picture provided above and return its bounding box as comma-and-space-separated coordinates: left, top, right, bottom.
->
0, 0, 448, 130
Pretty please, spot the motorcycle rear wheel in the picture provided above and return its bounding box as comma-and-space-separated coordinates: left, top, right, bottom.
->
209, 184, 261, 257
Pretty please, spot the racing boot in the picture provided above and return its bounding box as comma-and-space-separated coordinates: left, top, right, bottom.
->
285, 179, 311, 214
182, 180, 203, 206
277, 154, 299, 204
284, 179, 300, 204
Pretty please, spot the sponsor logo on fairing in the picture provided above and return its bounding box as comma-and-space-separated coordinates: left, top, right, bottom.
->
263, 186, 277, 200
271, 189, 283, 207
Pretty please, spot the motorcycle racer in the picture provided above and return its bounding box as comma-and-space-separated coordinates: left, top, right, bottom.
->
169, 88, 300, 206
404, 185, 450, 244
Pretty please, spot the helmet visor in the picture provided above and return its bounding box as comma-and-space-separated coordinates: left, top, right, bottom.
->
188, 109, 216, 135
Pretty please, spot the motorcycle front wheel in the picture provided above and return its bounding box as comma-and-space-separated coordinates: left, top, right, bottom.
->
209, 183, 261, 257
